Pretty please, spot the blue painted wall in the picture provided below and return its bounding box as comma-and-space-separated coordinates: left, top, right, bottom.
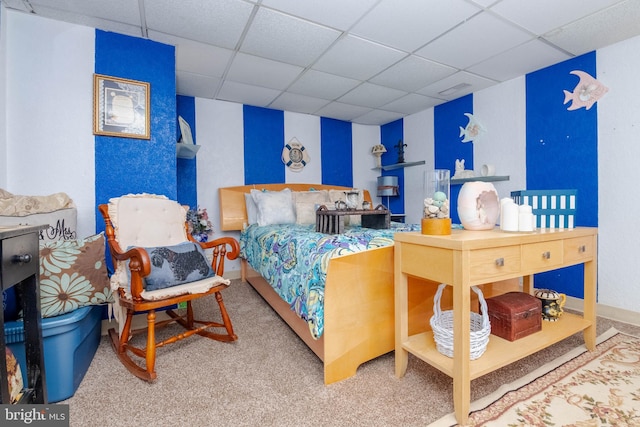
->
525, 51, 599, 298
94, 30, 176, 226
321, 118, 353, 187
380, 119, 404, 214
243, 106, 285, 185
177, 95, 197, 208
434, 94, 473, 224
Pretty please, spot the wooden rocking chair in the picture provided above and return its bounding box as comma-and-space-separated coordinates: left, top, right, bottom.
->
98, 194, 239, 381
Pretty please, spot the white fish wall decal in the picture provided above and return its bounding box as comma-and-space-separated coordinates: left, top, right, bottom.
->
563, 70, 608, 111
459, 113, 485, 143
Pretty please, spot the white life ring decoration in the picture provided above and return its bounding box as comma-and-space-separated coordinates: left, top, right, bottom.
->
282, 138, 310, 172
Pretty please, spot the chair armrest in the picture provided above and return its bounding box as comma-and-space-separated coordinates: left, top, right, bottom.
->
192, 236, 240, 276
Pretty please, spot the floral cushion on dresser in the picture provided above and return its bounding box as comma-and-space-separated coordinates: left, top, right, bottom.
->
38, 233, 113, 318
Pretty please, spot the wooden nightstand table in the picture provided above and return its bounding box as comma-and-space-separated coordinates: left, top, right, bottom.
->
394, 227, 597, 425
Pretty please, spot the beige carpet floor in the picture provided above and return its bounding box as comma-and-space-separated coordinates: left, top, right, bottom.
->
62, 280, 640, 427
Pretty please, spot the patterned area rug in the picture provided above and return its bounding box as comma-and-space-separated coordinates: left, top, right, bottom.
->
431, 328, 640, 426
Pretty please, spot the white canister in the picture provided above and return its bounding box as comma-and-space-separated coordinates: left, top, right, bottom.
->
518, 204, 533, 232
500, 198, 519, 232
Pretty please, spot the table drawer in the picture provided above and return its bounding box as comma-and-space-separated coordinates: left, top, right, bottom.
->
1, 233, 38, 287
521, 240, 563, 272
563, 236, 595, 264
469, 245, 521, 281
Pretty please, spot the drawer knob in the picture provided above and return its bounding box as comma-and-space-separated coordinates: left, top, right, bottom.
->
495, 258, 504, 267
13, 254, 32, 264
579, 245, 586, 253
542, 251, 551, 260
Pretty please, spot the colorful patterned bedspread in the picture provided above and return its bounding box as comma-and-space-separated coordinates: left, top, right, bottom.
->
240, 222, 420, 339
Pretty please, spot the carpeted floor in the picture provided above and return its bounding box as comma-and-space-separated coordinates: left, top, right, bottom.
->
61, 280, 640, 427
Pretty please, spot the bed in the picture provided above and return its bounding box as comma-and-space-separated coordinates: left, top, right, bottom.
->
219, 183, 517, 385
219, 183, 426, 385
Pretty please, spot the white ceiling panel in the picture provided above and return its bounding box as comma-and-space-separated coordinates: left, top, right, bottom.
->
176, 72, 221, 99
415, 12, 533, 70
9, 0, 640, 125
380, 93, 444, 115
287, 70, 361, 100
226, 52, 304, 90
240, 8, 341, 67
543, 0, 640, 55
150, 33, 234, 78
337, 82, 407, 108
312, 35, 406, 81
315, 101, 373, 122
217, 80, 281, 106
354, 109, 405, 126
144, 0, 254, 49
468, 39, 571, 82
417, 71, 496, 100
260, 0, 379, 31
351, 0, 481, 52
268, 92, 331, 114
370, 55, 458, 92
490, 0, 622, 35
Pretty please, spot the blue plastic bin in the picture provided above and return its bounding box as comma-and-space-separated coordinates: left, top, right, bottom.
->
4, 305, 102, 403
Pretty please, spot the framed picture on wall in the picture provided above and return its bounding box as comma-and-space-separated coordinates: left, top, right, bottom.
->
93, 74, 150, 139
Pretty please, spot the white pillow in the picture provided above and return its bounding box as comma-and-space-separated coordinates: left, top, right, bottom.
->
292, 190, 329, 204
295, 202, 324, 225
244, 193, 258, 225
250, 188, 296, 226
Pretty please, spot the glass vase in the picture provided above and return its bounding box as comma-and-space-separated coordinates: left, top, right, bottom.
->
422, 169, 451, 235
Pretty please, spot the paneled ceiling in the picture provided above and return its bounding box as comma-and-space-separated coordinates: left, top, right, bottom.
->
4, 0, 640, 125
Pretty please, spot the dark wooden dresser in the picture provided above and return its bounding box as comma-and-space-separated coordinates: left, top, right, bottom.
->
1, 225, 47, 404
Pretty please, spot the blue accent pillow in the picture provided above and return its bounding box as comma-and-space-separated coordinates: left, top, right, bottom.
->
143, 242, 214, 291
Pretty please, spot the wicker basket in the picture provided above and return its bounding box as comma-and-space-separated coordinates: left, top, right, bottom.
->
430, 283, 491, 360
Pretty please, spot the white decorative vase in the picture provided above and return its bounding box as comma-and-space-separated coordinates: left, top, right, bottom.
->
457, 181, 500, 230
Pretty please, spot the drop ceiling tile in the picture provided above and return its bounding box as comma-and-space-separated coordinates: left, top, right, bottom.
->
269, 92, 331, 114
490, 0, 623, 35
176, 71, 221, 98
217, 80, 281, 106
287, 70, 361, 100
149, 32, 234, 78
315, 101, 373, 122
21, 4, 143, 37
543, 0, 640, 55
241, 8, 341, 67
226, 52, 304, 90
144, 0, 254, 49
351, 0, 481, 52
353, 109, 405, 126
379, 93, 443, 115
312, 35, 406, 81
417, 71, 495, 100
29, 0, 141, 26
337, 82, 407, 108
260, 0, 379, 31
468, 39, 571, 82
415, 12, 533, 70
369, 55, 457, 92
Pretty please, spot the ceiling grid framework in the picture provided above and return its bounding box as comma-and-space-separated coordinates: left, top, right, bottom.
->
4, 0, 640, 125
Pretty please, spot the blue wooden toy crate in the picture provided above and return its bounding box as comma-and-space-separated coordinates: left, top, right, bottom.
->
511, 190, 577, 229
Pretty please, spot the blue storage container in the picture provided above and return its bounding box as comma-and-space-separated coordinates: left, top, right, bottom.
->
4, 305, 102, 403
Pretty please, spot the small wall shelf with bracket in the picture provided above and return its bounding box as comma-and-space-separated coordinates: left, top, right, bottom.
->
451, 175, 510, 185
373, 160, 426, 171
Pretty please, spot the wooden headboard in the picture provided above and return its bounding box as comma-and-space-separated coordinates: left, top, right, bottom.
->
219, 184, 372, 231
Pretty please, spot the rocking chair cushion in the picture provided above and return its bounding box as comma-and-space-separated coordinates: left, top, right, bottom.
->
141, 241, 214, 291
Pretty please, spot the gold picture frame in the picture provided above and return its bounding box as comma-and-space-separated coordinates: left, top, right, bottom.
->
93, 74, 150, 139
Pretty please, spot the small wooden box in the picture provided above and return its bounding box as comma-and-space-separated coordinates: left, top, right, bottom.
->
486, 292, 541, 341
